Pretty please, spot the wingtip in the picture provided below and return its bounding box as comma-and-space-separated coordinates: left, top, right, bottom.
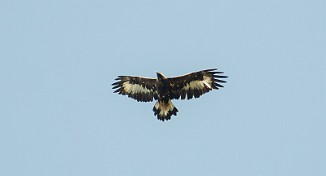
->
213, 74, 228, 78
204, 68, 218, 72
112, 84, 120, 89
112, 81, 120, 85
115, 76, 128, 80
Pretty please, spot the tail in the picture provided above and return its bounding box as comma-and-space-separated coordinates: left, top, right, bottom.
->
153, 100, 178, 121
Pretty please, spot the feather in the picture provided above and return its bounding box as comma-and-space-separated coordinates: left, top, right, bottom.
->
112, 68, 227, 121
167, 69, 227, 100
112, 76, 157, 102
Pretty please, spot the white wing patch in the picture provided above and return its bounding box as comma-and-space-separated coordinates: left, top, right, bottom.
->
202, 75, 213, 89
123, 81, 152, 94
183, 75, 212, 91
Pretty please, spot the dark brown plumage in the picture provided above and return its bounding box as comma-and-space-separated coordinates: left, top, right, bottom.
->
112, 69, 227, 121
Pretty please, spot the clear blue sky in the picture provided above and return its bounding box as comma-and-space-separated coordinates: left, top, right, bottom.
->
0, 0, 325, 175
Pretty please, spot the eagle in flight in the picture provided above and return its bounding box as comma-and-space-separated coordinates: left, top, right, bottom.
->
112, 69, 227, 121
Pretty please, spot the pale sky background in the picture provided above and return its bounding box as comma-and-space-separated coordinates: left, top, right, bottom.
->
0, 0, 325, 176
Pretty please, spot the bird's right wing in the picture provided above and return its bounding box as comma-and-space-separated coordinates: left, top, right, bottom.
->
168, 69, 227, 100
112, 76, 158, 102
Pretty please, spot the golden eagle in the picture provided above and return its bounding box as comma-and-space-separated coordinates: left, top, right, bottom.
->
112, 69, 227, 121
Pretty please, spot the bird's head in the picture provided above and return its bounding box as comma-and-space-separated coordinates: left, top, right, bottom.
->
156, 72, 166, 80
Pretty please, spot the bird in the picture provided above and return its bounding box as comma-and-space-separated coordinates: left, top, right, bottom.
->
112, 68, 227, 121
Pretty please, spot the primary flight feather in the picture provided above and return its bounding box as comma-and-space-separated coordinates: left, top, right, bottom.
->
112, 68, 227, 121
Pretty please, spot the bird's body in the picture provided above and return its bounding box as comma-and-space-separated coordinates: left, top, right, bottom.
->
153, 72, 179, 119
112, 69, 227, 121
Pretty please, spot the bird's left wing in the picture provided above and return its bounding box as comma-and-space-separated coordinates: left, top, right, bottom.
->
112, 76, 158, 102
168, 69, 227, 100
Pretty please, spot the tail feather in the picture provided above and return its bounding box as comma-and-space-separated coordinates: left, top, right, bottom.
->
153, 100, 178, 121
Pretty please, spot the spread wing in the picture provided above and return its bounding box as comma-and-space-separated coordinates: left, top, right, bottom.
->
168, 69, 227, 100
112, 76, 158, 102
